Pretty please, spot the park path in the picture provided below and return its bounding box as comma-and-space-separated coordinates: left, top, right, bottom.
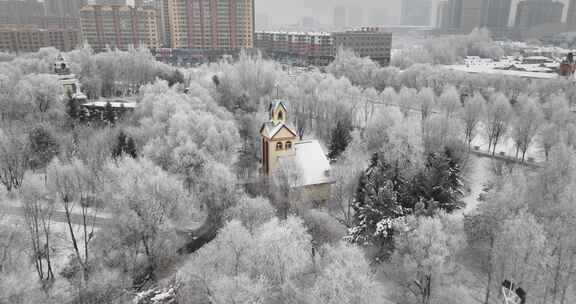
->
457, 154, 492, 217
0, 204, 113, 228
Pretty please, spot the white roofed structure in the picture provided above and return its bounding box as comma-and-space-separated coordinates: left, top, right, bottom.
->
279, 140, 333, 187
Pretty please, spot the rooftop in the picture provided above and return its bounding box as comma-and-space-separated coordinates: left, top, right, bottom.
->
82, 101, 137, 108
280, 140, 333, 187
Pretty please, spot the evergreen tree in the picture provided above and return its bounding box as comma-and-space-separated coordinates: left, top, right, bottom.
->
66, 96, 80, 122
28, 126, 59, 170
411, 147, 464, 213
348, 154, 407, 260
104, 102, 115, 124
328, 119, 352, 161
125, 137, 137, 158
112, 131, 137, 159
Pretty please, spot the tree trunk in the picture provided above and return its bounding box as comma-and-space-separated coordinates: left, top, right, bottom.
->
64, 201, 85, 282
484, 238, 495, 304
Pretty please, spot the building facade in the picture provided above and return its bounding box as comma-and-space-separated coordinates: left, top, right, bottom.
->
159, 0, 254, 50
255, 31, 334, 64
80, 4, 160, 51
401, 0, 432, 26
436, 1, 450, 29
332, 27, 392, 66
32, 16, 80, 29
460, 0, 484, 33
443, 0, 512, 35
480, 0, 511, 29
0, 0, 44, 26
0, 26, 80, 52
515, 0, 563, 29
45, 0, 82, 17
255, 28, 392, 66
569, 0, 576, 29
260, 100, 333, 203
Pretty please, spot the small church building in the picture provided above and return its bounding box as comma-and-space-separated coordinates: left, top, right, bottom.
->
260, 100, 333, 202
54, 54, 86, 101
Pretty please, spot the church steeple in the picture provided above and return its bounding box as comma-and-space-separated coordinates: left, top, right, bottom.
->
269, 100, 288, 125
54, 54, 70, 75
260, 99, 297, 175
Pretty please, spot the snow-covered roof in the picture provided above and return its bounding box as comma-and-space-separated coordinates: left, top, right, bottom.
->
73, 92, 87, 100
256, 30, 331, 36
82, 101, 137, 108
281, 140, 333, 187
261, 121, 298, 139
445, 64, 558, 80
269, 99, 289, 113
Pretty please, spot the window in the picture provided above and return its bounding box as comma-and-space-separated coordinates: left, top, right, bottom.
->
276, 142, 283, 150
277, 110, 283, 121
285, 141, 292, 149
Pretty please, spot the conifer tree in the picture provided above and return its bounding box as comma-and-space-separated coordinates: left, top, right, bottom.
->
104, 101, 115, 124
112, 131, 137, 159
348, 154, 407, 260
411, 148, 464, 213
65, 91, 80, 123
28, 126, 59, 170
328, 119, 352, 160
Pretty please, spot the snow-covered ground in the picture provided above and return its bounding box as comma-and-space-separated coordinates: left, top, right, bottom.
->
458, 155, 493, 217
470, 124, 545, 162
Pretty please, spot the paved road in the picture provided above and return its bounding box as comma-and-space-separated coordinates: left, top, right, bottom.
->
0, 205, 113, 228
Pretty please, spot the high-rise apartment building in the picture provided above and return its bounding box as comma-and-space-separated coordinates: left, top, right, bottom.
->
514, 0, 563, 29
569, 0, 576, 29
0, 0, 44, 26
436, 1, 450, 28
480, 0, 512, 29
334, 6, 347, 29
79, 4, 160, 51
45, 0, 81, 17
460, 0, 483, 33
401, 0, 432, 26
444, 0, 512, 34
159, 0, 254, 50
0, 26, 80, 52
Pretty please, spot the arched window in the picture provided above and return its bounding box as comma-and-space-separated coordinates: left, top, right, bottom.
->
277, 110, 283, 121
285, 141, 292, 149
276, 142, 283, 150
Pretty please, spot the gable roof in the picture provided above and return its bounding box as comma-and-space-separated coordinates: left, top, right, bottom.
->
260, 121, 297, 139
269, 99, 289, 113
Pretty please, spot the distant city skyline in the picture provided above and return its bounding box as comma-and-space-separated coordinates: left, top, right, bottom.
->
255, 0, 403, 28
255, 0, 572, 29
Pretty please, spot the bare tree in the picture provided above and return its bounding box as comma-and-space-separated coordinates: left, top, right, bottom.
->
438, 85, 461, 118
0, 130, 29, 192
484, 94, 512, 155
511, 96, 543, 161
462, 93, 486, 149
415, 87, 436, 122
46, 159, 99, 283
21, 174, 56, 288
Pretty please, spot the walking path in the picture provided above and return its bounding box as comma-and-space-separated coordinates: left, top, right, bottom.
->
0, 204, 113, 228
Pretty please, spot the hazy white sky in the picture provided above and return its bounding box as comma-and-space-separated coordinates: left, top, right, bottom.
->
255, 0, 402, 27
257, 0, 572, 28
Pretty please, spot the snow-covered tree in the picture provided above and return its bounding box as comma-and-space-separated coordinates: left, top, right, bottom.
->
348, 154, 407, 260
462, 93, 486, 148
